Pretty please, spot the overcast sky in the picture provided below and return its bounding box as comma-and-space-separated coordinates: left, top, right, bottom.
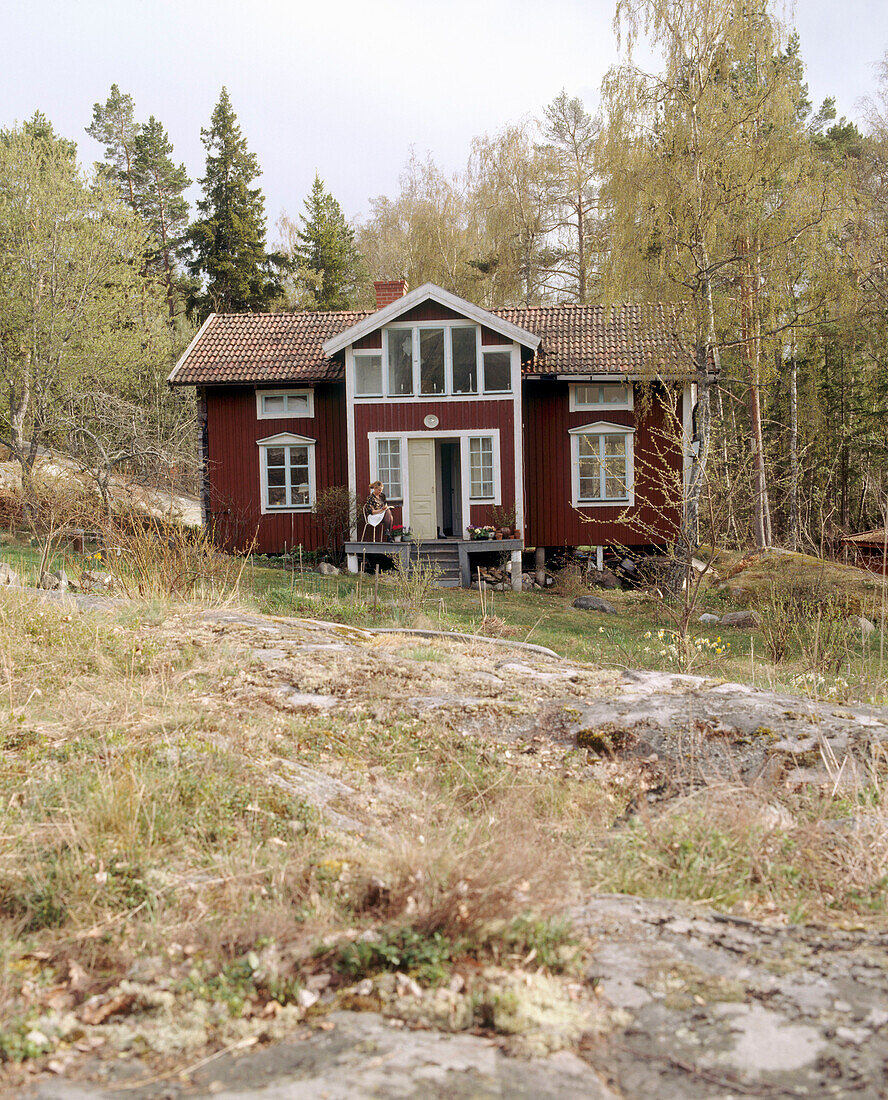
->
4, 0, 887, 240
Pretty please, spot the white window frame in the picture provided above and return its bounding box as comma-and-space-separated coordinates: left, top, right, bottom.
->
256, 388, 315, 420
353, 351, 384, 398
257, 432, 317, 514
569, 382, 633, 412
355, 323, 516, 401
569, 421, 636, 508
373, 437, 404, 502
467, 434, 498, 501
481, 347, 514, 394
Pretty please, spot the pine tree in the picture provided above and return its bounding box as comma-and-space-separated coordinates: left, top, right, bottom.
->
132, 116, 191, 316
285, 174, 366, 310
86, 84, 140, 209
186, 87, 281, 317
87, 88, 191, 316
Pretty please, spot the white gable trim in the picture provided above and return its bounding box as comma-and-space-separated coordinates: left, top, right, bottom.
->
168, 312, 216, 383
256, 432, 317, 447
321, 283, 541, 356
568, 421, 636, 436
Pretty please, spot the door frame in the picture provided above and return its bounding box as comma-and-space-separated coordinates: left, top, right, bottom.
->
368, 429, 501, 538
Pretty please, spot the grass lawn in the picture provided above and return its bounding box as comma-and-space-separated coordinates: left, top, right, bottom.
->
3, 532, 887, 703
243, 556, 888, 705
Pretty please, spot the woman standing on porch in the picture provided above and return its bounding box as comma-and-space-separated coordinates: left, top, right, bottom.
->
365, 481, 394, 541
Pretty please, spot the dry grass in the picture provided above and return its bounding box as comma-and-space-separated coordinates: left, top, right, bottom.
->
591, 774, 888, 925
94, 515, 250, 602
360, 788, 578, 940
711, 546, 888, 618
2, 550, 888, 1072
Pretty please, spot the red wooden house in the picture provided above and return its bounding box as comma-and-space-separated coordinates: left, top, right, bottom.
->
169, 281, 695, 586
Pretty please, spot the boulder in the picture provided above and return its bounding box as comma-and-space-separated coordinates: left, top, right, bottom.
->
846, 616, 876, 637
39, 569, 69, 592
318, 562, 340, 576
699, 613, 720, 623
720, 609, 762, 629
79, 569, 116, 593
0, 562, 19, 586
572, 595, 618, 614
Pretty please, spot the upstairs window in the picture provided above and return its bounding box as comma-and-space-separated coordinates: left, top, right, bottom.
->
354, 353, 383, 397
451, 327, 478, 393
257, 389, 314, 419
354, 325, 514, 399
569, 383, 632, 411
482, 351, 511, 393
420, 328, 446, 395
387, 329, 414, 395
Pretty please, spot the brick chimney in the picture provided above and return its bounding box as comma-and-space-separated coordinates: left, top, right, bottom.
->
373, 280, 408, 310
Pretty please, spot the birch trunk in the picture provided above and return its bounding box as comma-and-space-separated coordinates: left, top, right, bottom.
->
788, 345, 800, 551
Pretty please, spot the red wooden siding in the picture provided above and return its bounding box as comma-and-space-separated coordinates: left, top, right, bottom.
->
353, 399, 516, 532
353, 332, 381, 350
356, 312, 507, 347
396, 301, 464, 323
523, 381, 681, 548
205, 384, 346, 553
481, 325, 507, 345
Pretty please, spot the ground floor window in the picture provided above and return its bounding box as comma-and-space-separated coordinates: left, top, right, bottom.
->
570, 423, 634, 506
375, 438, 403, 500
469, 436, 495, 500
258, 434, 316, 511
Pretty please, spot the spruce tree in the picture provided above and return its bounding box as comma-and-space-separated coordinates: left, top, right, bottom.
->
289, 174, 366, 310
187, 87, 281, 317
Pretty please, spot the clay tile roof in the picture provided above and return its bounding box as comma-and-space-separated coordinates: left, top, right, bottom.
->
169, 310, 371, 386
170, 301, 693, 386
489, 302, 693, 376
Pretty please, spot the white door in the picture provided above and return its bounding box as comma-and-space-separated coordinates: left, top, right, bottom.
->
408, 438, 437, 539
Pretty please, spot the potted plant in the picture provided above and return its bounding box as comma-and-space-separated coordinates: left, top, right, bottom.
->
467, 524, 496, 541
490, 505, 517, 541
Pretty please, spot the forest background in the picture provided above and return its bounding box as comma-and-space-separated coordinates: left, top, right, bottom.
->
2, 0, 888, 556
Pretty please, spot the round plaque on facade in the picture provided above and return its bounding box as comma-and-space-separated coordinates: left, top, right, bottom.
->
423, 414, 439, 428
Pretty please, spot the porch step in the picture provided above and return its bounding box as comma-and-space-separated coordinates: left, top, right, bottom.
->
410, 541, 461, 585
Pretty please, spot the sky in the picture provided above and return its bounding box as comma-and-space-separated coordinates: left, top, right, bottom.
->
3, 0, 888, 240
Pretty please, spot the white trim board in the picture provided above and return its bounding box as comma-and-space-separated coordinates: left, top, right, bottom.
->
322, 283, 541, 356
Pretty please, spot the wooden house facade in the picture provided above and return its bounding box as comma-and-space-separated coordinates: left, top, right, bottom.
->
170, 282, 695, 570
